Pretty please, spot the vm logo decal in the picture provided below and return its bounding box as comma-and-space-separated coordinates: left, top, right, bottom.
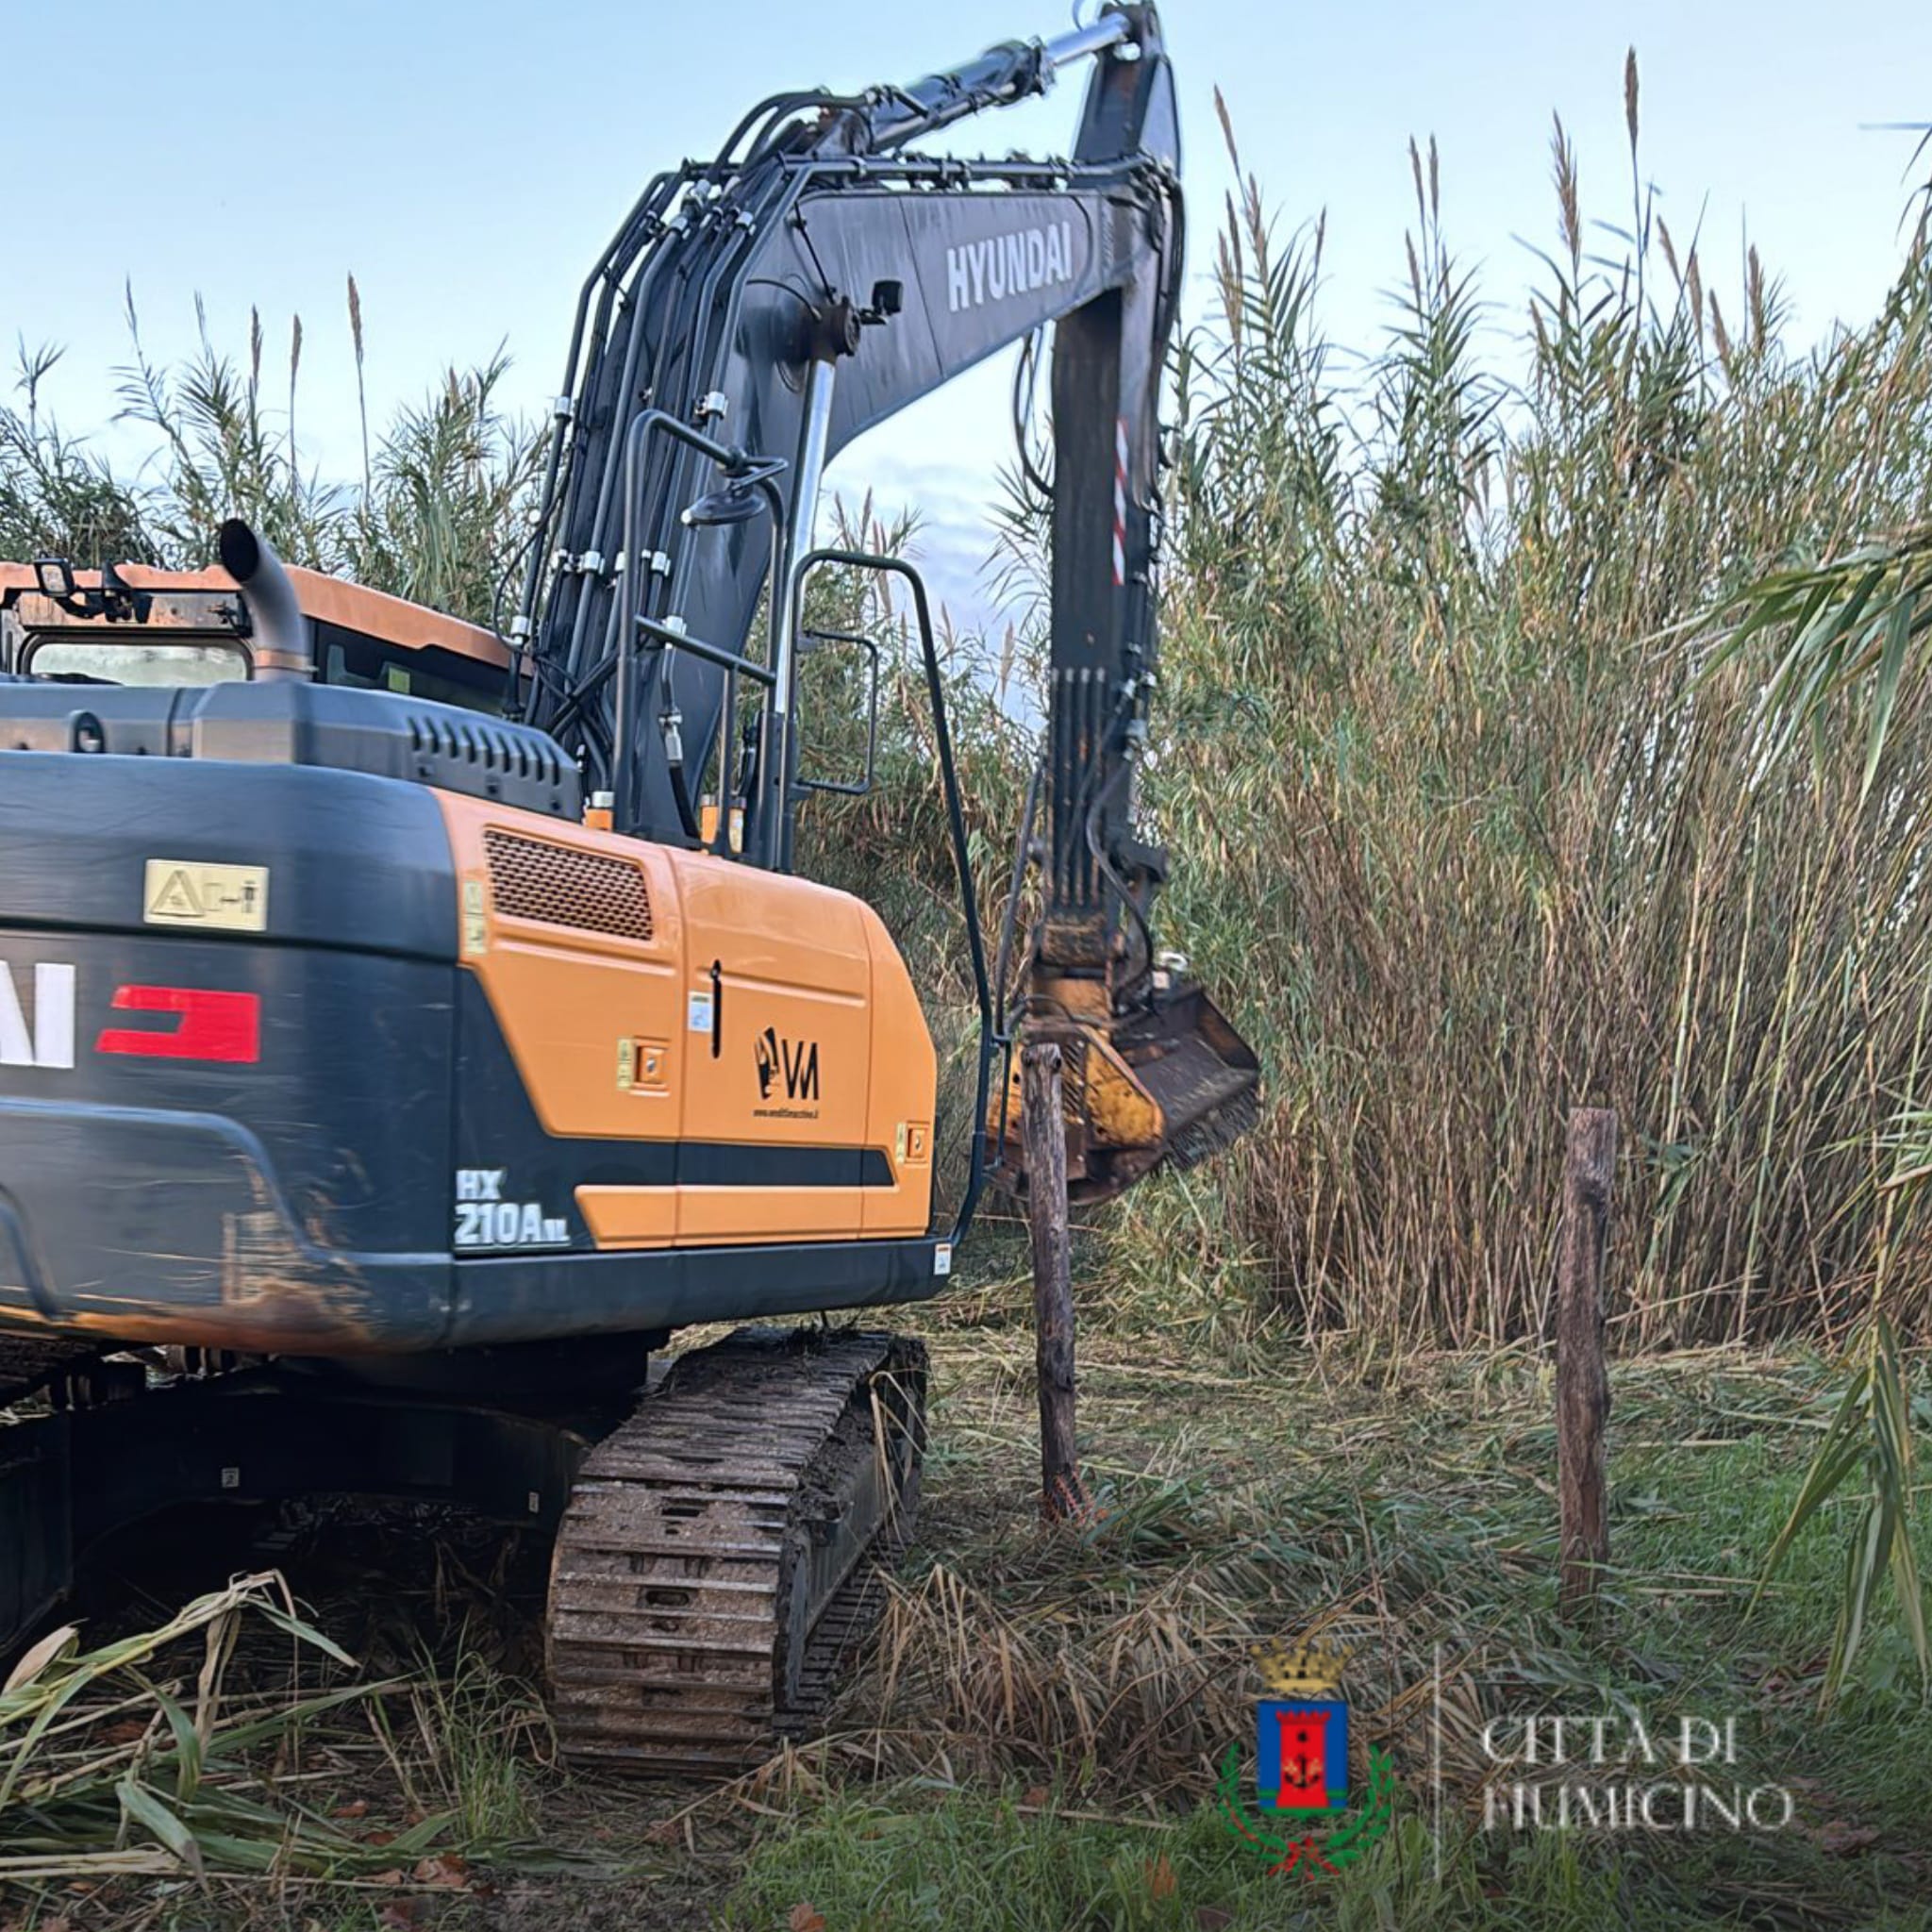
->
755, 1025, 820, 1103
0, 963, 75, 1069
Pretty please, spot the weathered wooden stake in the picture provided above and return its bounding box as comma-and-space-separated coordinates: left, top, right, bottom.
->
1557, 1106, 1616, 1618
1022, 1040, 1079, 1522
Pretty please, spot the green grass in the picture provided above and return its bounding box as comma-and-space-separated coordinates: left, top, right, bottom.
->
728, 1793, 1420, 1932
724, 1799, 1816, 1932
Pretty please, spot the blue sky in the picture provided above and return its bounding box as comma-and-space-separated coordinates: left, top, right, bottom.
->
8, 0, 1929, 632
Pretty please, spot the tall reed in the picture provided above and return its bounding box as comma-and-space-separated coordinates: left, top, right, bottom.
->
6, 75, 1929, 1354
1126, 78, 1932, 1349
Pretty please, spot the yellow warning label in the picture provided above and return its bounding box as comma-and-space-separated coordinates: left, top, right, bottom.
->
461, 878, 489, 957
142, 859, 270, 932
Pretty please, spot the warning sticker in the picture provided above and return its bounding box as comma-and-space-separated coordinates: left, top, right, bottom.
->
143, 859, 270, 932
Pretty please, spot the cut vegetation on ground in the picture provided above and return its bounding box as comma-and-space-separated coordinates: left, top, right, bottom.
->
6, 1264, 1929, 1929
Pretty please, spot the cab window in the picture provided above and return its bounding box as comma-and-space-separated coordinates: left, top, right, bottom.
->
23, 636, 248, 686
316, 623, 507, 715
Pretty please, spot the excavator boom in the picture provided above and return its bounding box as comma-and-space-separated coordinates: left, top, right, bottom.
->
510, 1, 1257, 1197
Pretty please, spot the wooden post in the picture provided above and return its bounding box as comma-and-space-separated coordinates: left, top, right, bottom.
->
1557, 1107, 1616, 1618
1022, 1040, 1079, 1522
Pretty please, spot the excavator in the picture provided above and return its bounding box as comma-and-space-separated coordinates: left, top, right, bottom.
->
0, 5, 1256, 1773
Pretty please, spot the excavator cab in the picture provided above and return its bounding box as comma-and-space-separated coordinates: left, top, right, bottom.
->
1, 559, 510, 712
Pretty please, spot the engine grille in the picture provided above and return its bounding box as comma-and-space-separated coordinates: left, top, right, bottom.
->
484, 828, 654, 941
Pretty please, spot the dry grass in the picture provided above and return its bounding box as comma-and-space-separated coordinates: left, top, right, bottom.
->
730, 1327, 1908, 1818
0, 1563, 571, 1922
1, 1573, 397, 1884
1120, 91, 1932, 1350
717, 1325, 1932, 1928
4, 1328, 1926, 1928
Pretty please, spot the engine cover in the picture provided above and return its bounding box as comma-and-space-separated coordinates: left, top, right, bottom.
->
0, 679, 580, 821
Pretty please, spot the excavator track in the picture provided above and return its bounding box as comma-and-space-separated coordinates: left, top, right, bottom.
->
545, 1326, 925, 1775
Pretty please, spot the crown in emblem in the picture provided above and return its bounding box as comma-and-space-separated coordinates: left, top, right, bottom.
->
1254, 1634, 1354, 1698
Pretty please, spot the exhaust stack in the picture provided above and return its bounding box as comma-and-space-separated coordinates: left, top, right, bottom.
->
217, 520, 313, 682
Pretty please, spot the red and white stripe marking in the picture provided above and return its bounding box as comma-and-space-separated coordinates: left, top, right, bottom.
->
1112, 417, 1128, 586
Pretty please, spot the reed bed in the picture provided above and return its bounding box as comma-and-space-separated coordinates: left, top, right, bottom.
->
6, 70, 1932, 1357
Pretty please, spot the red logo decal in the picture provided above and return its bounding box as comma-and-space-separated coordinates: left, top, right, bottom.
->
95, 987, 261, 1063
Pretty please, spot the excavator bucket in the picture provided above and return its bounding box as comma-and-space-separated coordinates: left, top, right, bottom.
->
992, 977, 1261, 1205
1113, 979, 1262, 1171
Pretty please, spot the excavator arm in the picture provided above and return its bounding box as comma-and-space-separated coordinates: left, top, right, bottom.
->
513, 4, 1257, 1200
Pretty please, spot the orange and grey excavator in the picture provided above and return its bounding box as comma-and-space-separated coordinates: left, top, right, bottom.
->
0, 6, 1255, 1771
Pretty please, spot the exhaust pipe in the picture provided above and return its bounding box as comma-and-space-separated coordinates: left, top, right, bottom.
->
217, 520, 313, 682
